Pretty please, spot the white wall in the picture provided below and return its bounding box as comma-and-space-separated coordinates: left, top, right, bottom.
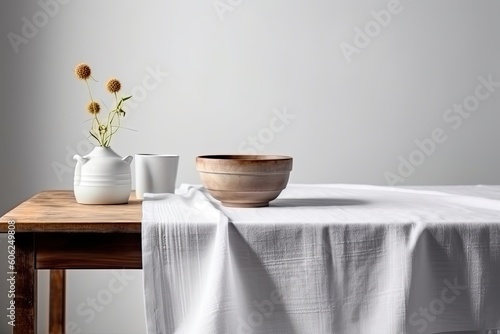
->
1, 0, 499, 333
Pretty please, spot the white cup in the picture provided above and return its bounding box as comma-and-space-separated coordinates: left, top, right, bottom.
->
135, 154, 179, 200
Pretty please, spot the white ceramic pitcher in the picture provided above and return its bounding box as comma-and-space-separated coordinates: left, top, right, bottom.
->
73, 147, 133, 204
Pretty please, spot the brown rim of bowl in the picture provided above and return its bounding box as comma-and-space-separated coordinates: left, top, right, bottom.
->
196, 155, 292, 161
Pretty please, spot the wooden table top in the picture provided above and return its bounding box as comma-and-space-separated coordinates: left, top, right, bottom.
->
0, 190, 142, 233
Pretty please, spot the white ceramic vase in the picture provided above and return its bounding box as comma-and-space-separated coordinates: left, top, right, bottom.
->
73, 147, 133, 204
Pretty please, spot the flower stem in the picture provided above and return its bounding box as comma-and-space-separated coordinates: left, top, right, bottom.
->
85, 79, 103, 145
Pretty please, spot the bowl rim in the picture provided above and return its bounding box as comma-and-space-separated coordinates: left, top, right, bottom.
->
196, 154, 292, 161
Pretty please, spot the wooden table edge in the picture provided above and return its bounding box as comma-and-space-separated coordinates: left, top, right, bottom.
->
0, 190, 142, 233
0, 224, 141, 233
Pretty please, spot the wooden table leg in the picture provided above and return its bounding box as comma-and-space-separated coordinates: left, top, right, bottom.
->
49, 270, 66, 334
15, 233, 37, 334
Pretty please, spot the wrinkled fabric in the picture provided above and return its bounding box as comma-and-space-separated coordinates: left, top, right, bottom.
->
142, 184, 500, 334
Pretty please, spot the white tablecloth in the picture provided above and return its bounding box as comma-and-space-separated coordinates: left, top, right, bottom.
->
142, 184, 500, 334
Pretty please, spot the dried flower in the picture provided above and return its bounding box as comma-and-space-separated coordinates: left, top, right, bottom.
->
87, 101, 100, 115
74, 63, 133, 147
75, 63, 92, 80
98, 124, 107, 134
106, 79, 121, 93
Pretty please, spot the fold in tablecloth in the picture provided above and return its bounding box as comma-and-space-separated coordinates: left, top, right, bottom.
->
142, 184, 500, 334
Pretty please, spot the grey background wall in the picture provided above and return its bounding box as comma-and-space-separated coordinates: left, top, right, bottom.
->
1, 0, 499, 333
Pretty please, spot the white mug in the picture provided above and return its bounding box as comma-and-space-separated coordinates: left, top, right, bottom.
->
135, 154, 179, 200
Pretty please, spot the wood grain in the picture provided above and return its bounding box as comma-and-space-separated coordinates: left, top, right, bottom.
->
0, 191, 145, 333
36, 233, 142, 269
49, 270, 65, 334
14, 233, 37, 334
0, 191, 142, 233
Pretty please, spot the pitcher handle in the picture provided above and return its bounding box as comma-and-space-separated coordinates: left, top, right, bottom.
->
73, 154, 88, 165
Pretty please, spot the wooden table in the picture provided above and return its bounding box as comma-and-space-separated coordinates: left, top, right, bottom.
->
0, 190, 142, 334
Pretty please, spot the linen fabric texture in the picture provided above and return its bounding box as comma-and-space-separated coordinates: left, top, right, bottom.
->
142, 184, 500, 334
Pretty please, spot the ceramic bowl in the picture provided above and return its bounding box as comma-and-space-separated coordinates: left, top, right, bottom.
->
196, 155, 293, 207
